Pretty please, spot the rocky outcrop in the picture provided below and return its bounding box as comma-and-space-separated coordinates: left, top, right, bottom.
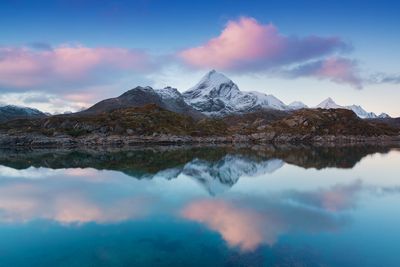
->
0, 132, 399, 149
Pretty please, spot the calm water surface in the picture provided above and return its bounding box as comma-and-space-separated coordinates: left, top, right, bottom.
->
0, 145, 399, 267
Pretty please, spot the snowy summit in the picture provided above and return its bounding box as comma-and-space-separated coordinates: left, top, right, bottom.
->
182, 70, 287, 116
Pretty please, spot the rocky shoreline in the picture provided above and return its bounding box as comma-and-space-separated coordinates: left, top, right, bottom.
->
1, 132, 399, 148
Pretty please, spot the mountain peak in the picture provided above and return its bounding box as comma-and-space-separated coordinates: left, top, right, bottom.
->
316, 97, 342, 109
197, 70, 233, 88
155, 86, 181, 100
182, 70, 287, 115
183, 70, 240, 104
378, 112, 391, 118
324, 97, 336, 104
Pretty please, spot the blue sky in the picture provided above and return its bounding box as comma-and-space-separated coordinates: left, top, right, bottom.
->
0, 0, 399, 115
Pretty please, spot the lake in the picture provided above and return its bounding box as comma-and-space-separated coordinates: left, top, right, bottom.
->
0, 145, 399, 267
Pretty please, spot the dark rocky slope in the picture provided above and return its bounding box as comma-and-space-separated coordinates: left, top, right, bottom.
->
82, 86, 203, 119
0, 105, 47, 123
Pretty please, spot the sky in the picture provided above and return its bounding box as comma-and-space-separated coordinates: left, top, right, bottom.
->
0, 0, 399, 116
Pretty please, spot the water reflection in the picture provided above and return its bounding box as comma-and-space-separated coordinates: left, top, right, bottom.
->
181, 195, 348, 251
0, 174, 155, 224
0, 145, 399, 266
182, 179, 400, 254
0, 144, 395, 193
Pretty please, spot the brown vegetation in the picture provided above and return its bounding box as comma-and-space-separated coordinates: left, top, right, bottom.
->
0, 106, 398, 143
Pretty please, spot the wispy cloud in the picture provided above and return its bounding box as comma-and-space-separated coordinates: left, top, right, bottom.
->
0, 44, 157, 112
285, 180, 363, 211
368, 73, 400, 84
0, 44, 153, 90
285, 57, 363, 89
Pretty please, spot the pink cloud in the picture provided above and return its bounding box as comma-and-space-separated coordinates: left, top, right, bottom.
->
179, 17, 349, 71
0, 45, 151, 89
181, 195, 350, 251
181, 199, 269, 251
64, 92, 98, 104
0, 181, 152, 224
316, 57, 362, 88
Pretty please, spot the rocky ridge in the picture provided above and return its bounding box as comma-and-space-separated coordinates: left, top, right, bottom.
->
0, 104, 398, 148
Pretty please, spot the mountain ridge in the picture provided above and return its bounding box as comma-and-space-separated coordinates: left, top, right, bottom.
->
315, 97, 389, 119
0, 70, 394, 123
81, 85, 204, 119
0, 103, 398, 148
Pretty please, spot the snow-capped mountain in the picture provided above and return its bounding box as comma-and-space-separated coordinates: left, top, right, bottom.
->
0, 105, 47, 123
315, 98, 389, 119
78, 70, 391, 119
155, 86, 204, 118
182, 70, 287, 116
288, 101, 308, 110
346, 105, 378, 119
181, 70, 391, 119
316, 97, 343, 109
378, 113, 390, 119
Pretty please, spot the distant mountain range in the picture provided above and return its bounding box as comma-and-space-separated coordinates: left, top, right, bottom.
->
182, 70, 390, 119
315, 97, 389, 119
83, 69, 391, 119
0, 105, 47, 123
0, 70, 394, 122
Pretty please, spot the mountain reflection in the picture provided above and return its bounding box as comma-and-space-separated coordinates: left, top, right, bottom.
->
0, 144, 395, 194
182, 156, 283, 194
0, 146, 399, 255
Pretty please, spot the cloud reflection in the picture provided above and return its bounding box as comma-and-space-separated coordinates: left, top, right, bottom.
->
0, 178, 154, 224
182, 200, 267, 251
180, 179, 397, 251
286, 180, 363, 211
